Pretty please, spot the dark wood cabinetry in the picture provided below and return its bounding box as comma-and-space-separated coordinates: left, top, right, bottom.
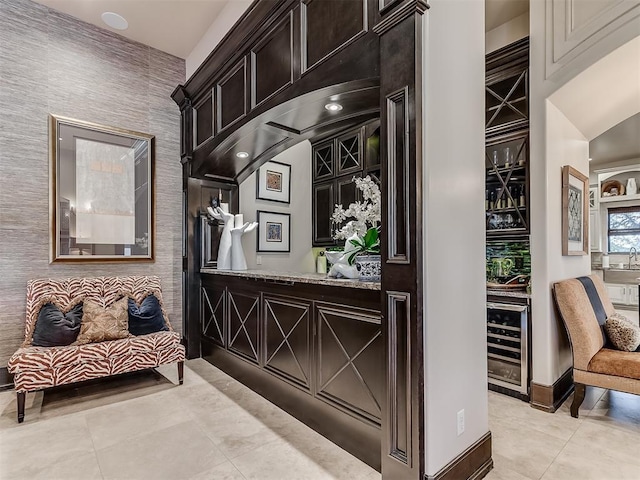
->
316, 303, 382, 423
486, 38, 529, 237
174, 0, 380, 184
312, 120, 380, 246
263, 294, 312, 389
184, 179, 239, 357
200, 273, 382, 469
227, 288, 260, 364
201, 282, 225, 347
485, 37, 529, 136
174, 0, 438, 476
485, 38, 532, 402
485, 130, 529, 235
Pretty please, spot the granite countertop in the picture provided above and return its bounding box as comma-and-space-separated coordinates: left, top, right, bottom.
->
200, 268, 381, 290
486, 288, 531, 299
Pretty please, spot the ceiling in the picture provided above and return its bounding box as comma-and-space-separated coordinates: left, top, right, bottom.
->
547, 36, 640, 170
31, 0, 232, 59
33, 0, 528, 59
589, 113, 640, 167
29, 2, 639, 174
485, 0, 529, 32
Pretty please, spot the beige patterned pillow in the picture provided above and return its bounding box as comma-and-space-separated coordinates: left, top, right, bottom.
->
604, 313, 640, 352
74, 297, 130, 345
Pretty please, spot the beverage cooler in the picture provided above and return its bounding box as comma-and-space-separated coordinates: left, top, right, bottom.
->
486, 296, 530, 397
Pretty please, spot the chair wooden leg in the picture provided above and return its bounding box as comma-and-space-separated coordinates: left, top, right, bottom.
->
177, 361, 184, 385
17, 392, 25, 423
570, 383, 585, 418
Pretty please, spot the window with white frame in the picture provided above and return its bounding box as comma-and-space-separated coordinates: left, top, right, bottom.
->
608, 206, 640, 252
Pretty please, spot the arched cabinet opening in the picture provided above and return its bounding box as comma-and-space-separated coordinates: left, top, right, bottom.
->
172, 0, 429, 478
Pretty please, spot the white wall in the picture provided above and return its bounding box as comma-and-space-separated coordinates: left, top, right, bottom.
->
423, 0, 488, 474
529, 0, 640, 386
486, 11, 529, 54
185, 0, 252, 78
0, 1, 185, 364
239, 141, 315, 273
531, 101, 590, 384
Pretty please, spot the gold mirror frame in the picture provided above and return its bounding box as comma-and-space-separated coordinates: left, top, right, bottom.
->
49, 115, 155, 262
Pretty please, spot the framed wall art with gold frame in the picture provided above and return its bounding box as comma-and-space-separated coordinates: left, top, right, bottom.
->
49, 115, 154, 262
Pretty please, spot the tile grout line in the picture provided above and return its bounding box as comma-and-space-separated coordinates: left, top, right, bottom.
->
84, 413, 107, 480
176, 380, 235, 468
534, 387, 608, 478
173, 369, 268, 480
535, 404, 592, 480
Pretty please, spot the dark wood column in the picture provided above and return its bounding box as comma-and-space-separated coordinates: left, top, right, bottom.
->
173, 86, 198, 356
374, 1, 427, 479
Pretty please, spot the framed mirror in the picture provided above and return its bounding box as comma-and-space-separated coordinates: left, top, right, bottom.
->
49, 115, 154, 262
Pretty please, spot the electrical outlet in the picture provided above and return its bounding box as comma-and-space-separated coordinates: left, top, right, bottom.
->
256, 256, 262, 265
457, 409, 465, 436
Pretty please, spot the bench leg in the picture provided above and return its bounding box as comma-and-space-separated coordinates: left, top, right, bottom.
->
570, 383, 585, 418
17, 392, 25, 423
177, 361, 184, 385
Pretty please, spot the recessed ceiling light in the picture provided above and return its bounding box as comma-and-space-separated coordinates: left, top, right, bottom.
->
236, 151, 249, 159
101, 12, 128, 30
324, 103, 343, 112
589, 157, 593, 161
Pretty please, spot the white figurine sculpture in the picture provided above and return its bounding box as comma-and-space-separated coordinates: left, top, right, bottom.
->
325, 233, 360, 279
207, 207, 258, 271
230, 214, 258, 271
207, 206, 233, 270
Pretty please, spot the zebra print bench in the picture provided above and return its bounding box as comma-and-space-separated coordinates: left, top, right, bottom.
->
7, 276, 185, 423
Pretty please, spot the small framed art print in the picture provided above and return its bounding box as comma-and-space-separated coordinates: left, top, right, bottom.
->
257, 210, 290, 252
256, 161, 291, 203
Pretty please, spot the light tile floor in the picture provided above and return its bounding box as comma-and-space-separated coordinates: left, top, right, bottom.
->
0, 357, 639, 480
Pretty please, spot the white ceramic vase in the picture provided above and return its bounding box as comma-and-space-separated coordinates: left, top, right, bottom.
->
626, 178, 637, 196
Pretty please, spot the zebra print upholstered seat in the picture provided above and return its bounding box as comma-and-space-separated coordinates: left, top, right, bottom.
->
8, 276, 185, 423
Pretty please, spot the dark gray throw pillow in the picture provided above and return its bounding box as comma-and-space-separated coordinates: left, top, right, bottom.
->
128, 295, 167, 336
32, 302, 83, 347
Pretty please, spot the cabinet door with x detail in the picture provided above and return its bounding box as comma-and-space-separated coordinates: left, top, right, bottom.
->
486, 67, 528, 135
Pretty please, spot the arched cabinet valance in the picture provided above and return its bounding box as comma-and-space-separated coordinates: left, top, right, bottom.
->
172, 0, 381, 183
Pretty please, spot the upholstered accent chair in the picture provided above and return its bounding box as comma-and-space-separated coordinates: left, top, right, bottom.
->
553, 274, 640, 418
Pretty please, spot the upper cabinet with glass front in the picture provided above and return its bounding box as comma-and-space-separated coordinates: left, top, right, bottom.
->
485, 131, 529, 235
311, 119, 380, 246
485, 38, 530, 237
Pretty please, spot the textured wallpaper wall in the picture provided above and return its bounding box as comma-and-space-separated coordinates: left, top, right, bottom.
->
0, 0, 185, 365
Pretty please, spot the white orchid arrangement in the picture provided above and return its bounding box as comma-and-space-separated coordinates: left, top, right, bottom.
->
331, 175, 381, 263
